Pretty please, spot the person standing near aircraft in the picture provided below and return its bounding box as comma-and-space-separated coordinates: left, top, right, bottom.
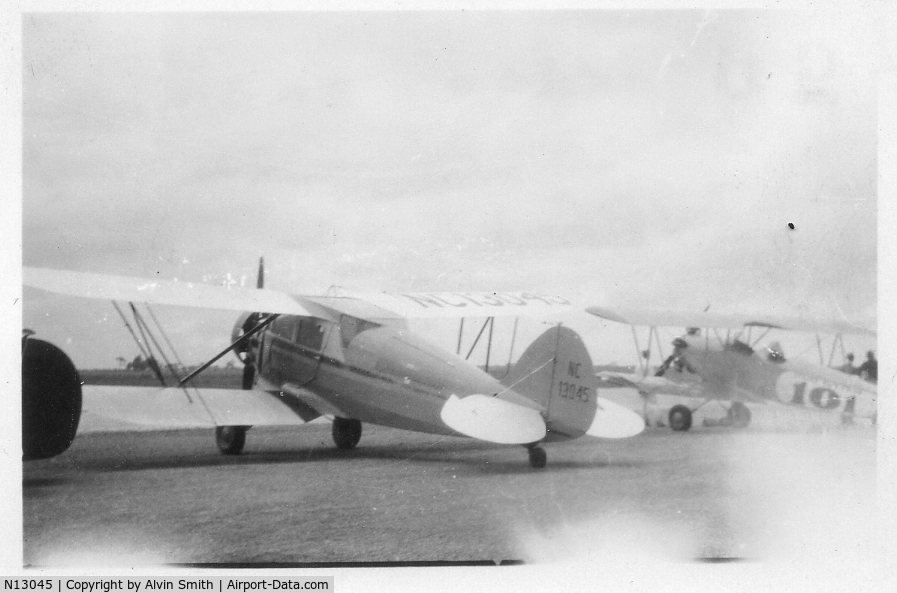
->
841, 351, 875, 424
835, 353, 856, 375
835, 353, 858, 425
654, 337, 695, 376
857, 351, 877, 383
765, 341, 786, 363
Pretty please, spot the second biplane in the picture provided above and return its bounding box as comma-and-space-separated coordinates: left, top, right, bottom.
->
587, 306, 877, 431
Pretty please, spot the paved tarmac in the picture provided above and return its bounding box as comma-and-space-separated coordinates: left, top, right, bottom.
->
22, 420, 876, 568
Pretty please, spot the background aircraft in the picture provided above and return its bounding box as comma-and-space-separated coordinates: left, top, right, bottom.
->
22, 264, 644, 468
586, 307, 876, 431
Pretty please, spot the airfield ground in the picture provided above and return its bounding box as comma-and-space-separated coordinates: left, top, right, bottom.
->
23, 419, 877, 572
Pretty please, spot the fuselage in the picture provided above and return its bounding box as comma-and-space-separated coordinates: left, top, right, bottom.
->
665, 335, 876, 418
250, 313, 540, 436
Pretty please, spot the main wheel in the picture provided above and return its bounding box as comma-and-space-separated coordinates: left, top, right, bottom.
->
332, 417, 362, 449
727, 402, 752, 428
528, 446, 547, 469
669, 405, 693, 432
22, 337, 83, 460
216, 425, 247, 455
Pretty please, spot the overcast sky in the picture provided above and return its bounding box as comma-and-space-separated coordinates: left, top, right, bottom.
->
20, 9, 880, 368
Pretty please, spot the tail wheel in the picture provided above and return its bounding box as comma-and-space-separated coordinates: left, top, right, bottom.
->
528, 446, 547, 469
216, 426, 248, 455
727, 402, 752, 428
332, 417, 362, 449
669, 405, 693, 431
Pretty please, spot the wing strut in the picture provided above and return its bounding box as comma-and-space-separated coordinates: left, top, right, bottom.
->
749, 327, 772, 349
458, 316, 508, 378
112, 300, 206, 405
129, 302, 184, 388
464, 317, 495, 363
111, 300, 168, 387
504, 317, 519, 377
653, 327, 666, 364
827, 333, 846, 366
111, 300, 155, 371
630, 326, 646, 376
178, 314, 279, 386
145, 303, 189, 375
815, 333, 825, 366
485, 316, 494, 374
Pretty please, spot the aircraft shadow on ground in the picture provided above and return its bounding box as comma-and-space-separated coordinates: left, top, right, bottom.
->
23, 439, 648, 476
22, 476, 71, 490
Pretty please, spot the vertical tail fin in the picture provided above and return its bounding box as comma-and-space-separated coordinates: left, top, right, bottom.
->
504, 325, 644, 440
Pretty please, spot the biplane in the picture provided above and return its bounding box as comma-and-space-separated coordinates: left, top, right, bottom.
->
587, 307, 877, 431
22, 263, 644, 468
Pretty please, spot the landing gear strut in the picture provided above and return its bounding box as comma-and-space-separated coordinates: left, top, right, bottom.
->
242, 362, 255, 390
216, 425, 248, 455
668, 405, 693, 431
527, 445, 547, 469
332, 417, 362, 449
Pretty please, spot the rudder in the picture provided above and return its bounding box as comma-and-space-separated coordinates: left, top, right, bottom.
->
503, 325, 598, 441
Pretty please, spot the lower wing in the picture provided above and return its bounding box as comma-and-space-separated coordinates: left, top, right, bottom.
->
597, 371, 705, 399
78, 386, 322, 433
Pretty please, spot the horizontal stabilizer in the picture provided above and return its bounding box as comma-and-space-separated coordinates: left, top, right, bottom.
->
440, 394, 546, 444
25, 267, 313, 316
78, 386, 317, 433
586, 397, 645, 439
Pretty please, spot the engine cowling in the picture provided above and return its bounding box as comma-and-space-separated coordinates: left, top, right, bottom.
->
22, 336, 82, 460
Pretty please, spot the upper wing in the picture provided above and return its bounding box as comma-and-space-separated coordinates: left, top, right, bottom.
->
26, 267, 574, 320
25, 267, 313, 315
342, 290, 575, 319
586, 306, 875, 336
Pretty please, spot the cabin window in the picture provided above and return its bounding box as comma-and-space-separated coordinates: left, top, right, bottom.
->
339, 315, 378, 347
296, 319, 326, 351
269, 316, 300, 341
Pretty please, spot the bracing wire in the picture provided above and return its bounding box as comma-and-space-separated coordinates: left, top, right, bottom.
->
111, 300, 154, 363
145, 303, 188, 374
128, 303, 170, 387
